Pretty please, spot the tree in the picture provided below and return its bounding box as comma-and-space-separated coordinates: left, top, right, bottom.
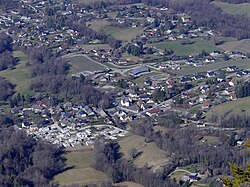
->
223, 140, 250, 186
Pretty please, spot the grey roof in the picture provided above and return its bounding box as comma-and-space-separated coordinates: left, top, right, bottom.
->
129, 66, 149, 75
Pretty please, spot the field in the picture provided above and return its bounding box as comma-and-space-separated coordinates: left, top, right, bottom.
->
218, 39, 250, 54
102, 26, 143, 42
119, 134, 170, 172
64, 54, 108, 74
0, 51, 34, 95
74, 0, 116, 5
206, 96, 250, 119
172, 58, 250, 76
114, 182, 144, 187
53, 150, 109, 186
212, 1, 250, 17
155, 38, 220, 56
89, 20, 110, 31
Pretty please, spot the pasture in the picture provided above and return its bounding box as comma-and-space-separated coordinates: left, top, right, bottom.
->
53, 150, 109, 186
155, 38, 220, 56
119, 134, 170, 172
0, 51, 34, 95
219, 39, 250, 54
102, 26, 143, 42
212, 1, 250, 17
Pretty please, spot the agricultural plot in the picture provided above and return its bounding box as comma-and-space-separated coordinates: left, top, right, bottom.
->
102, 26, 143, 42
53, 150, 108, 186
0, 51, 34, 95
89, 20, 110, 31
155, 38, 220, 56
119, 134, 170, 172
212, 1, 250, 17
219, 39, 250, 54
65, 54, 107, 74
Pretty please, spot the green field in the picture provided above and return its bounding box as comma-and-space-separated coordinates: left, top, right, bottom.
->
213, 1, 250, 17
53, 150, 108, 186
206, 97, 250, 119
0, 51, 34, 95
64, 54, 108, 74
102, 26, 143, 42
155, 38, 220, 56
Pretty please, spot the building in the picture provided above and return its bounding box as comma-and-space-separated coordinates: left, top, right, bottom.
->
129, 66, 149, 76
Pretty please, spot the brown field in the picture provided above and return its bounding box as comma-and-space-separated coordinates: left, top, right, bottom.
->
119, 134, 170, 172
53, 150, 109, 186
219, 39, 250, 53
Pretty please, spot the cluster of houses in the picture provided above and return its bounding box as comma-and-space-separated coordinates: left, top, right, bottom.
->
12, 101, 128, 147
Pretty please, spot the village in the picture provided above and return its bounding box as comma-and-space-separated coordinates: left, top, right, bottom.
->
1, 0, 250, 149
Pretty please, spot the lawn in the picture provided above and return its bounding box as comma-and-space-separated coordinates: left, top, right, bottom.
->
206, 96, 250, 119
53, 150, 108, 186
102, 26, 143, 42
0, 51, 34, 96
212, 1, 250, 17
64, 54, 108, 74
155, 38, 220, 56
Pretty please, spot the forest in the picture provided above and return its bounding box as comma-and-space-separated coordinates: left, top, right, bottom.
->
0, 127, 65, 187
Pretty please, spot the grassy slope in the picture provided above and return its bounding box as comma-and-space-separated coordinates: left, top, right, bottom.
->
0, 51, 34, 96
206, 96, 250, 119
212, 1, 250, 17
119, 134, 170, 171
155, 38, 220, 56
53, 150, 108, 186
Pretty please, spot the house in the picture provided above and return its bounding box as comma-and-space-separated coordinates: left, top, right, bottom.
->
202, 101, 211, 110
11, 107, 23, 114
121, 95, 132, 107
31, 105, 43, 113
22, 121, 30, 128
146, 108, 161, 117
78, 110, 87, 118
83, 106, 95, 116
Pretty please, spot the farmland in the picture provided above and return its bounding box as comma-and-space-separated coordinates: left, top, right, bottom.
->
119, 134, 170, 172
53, 150, 109, 186
102, 26, 143, 42
0, 51, 34, 96
64, 54, 108, 74
212, 1, 250, 17
155, 38, 220, 56
219, 39, 250, 54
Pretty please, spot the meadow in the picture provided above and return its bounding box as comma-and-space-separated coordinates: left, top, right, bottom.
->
155, 38, 220, 56
53, 150, 109, 186
0, 51, 34, 96
212, 1, 250, 17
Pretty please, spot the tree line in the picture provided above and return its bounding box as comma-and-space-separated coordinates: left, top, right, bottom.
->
93, 141, 179, 187
0, 32, 16, 71
0, 127, 65, 187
